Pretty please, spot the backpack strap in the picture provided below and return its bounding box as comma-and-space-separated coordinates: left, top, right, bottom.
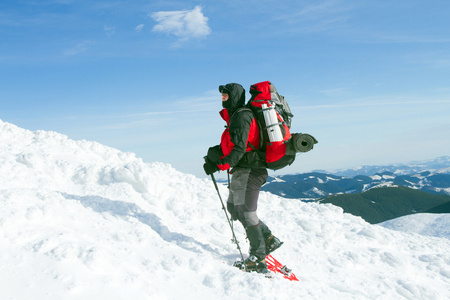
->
233, 107, 266, 158
245, 141, 267, 168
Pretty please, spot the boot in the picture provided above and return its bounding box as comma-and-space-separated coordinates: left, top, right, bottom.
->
245, 224, 266, 260
243, 255, 268, 273
259, 221, 283, 255
259, 221, 272, 240
265, 235, 284, 255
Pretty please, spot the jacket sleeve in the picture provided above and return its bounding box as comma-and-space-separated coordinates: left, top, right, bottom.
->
217, 110, 253, 170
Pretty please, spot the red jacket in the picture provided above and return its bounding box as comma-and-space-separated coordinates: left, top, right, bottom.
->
217, 108, 262, 171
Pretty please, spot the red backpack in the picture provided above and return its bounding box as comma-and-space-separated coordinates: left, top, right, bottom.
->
247, 81, 317, 170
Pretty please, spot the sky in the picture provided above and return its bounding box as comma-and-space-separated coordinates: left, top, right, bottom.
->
1, 0, 450, 179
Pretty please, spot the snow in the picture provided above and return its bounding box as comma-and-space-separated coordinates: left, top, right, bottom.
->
270, 177, 286, 183
370, 174, 395, 181
371, 175, 382, 180
1, 118, 450, 300
380, 214, 450, 240
368, 182, 397, 190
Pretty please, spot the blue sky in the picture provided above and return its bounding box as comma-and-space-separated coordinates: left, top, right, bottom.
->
1, 0, 450, 178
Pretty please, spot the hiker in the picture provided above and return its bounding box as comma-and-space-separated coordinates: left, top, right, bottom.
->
203, 83, 283, 273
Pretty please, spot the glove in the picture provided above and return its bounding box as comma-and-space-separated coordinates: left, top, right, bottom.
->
203, 161, 219, 175
207, 145, 223, 162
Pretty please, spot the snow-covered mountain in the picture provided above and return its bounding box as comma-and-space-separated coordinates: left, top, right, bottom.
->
1, 118, 449, 300
263, 171, 450, 199
326, 156, 450, 177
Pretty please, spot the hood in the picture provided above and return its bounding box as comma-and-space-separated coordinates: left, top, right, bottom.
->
219, 83, 246, 115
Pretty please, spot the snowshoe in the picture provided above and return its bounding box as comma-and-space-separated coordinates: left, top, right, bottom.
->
234, 255, 268, 274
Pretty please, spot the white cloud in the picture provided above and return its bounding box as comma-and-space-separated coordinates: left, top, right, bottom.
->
104, 25, 115, 36
150, 6, 211, 45
63, 40, 94, 56
135, 24, 144, 32
318, 87, 350, 97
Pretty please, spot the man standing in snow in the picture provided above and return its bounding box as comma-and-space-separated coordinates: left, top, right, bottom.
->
203, 83, 283, 273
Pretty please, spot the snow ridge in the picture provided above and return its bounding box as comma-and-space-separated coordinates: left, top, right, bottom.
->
1, 119, 449, 299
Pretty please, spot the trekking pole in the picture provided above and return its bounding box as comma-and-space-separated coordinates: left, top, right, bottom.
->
210, 173, 246, 269
226, 169, 237, 243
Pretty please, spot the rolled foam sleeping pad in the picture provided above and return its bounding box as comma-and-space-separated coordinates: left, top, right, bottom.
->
292, 133, 318, 153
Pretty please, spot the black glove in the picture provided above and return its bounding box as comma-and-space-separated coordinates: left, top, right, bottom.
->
203, 161, 219, 175
207, 145, 223, 162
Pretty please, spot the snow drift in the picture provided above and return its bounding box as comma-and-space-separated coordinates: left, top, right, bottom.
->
380, 213, 450, 240
1, 118, 449, 299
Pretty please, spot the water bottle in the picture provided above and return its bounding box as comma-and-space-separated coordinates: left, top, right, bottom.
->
261, 103, 283, 142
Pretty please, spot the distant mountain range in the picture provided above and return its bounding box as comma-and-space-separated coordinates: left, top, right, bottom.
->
321, 156, 450, 177
261, 156, 450, 224
262, 156, 450, 199
319, 186, 450, 224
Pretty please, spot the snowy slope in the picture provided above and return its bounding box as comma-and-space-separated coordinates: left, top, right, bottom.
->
1, 118, 449, 300
380, 214, 450, 240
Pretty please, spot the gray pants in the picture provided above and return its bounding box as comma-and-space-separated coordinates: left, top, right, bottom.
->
227, 167, 271, 259
227, 167, 268, 227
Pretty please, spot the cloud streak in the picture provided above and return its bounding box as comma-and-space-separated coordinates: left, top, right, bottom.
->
63, 40, 95, 56
150, 6, 211, 46
272, 0, 355, 31
135, 24, 144, 32
104, 25, 115, 36
295, 99, 450, 110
